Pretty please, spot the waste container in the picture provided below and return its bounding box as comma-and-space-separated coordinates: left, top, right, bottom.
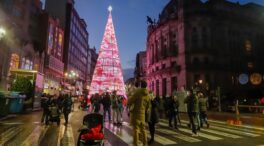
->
0, 97, 10, 117
8, 92, 26, 113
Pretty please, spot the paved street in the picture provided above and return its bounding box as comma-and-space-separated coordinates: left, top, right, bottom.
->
1, 104, 264, 146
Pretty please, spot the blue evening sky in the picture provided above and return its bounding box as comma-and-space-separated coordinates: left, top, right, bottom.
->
42, 0, 264, 69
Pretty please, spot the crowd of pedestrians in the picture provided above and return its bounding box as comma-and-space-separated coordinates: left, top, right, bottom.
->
127, 81, 210, 146
40, 93, 73, 126
39, 82, 211, 145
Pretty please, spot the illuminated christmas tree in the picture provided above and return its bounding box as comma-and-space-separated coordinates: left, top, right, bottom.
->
89, 6, 126, 97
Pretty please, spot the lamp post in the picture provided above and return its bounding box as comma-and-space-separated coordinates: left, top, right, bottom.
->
64, 70, 79, 95
0, 27, 6, 40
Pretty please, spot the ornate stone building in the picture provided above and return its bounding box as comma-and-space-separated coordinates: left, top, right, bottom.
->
135, 51, 147, 82
146, 0, 264, 98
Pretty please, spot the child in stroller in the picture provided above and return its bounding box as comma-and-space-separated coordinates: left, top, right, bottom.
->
77, 113, 104, 146
47, 102, 61, 125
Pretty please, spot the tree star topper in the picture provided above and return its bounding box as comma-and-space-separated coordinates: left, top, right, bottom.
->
108, 5, 112, 12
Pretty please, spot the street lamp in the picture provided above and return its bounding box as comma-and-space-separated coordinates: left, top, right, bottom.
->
0, 27, 6, 40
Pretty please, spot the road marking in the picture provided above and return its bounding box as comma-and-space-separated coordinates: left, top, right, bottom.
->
206, 121, 264, 135
0, 127, 23, 145
57, 125, 65, 146
208, 119, 264, 132
181, 120, 260, 137
159, 121, 222, 140
156, 128, 201, 143
122, 122, 177, 145
179, 120, 242, 138
210, 125, 260, 137
60, 125, 75, 146
21, 125, 45, 146
0, 122, 24, 125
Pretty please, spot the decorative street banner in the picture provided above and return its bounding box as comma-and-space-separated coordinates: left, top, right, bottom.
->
89, 6, 126, 98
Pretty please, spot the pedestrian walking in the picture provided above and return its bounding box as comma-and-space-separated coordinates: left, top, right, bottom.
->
102, 92, 111, 122
111, 91, 120, 125
168, 94, 180, 129
198, 92, 209, 128
117, 95, 124, 124
184, 89, 199, 136
148, 92, 159, 144
93, 93, 101, 113
41, 93, 49, 124
62, 94, 72, 125
128, 81, 150, 146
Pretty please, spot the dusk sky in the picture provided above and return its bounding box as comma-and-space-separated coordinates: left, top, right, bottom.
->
43, 0, 264, 69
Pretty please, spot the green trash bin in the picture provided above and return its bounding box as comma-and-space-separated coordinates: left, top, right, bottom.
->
0, 97, 10, 117
9, 97, 25, 113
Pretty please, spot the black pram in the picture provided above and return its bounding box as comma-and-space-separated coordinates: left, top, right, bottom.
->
77, 113, 104, 146
48, 105, 60, 125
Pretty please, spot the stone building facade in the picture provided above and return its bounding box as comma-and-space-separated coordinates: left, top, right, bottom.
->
146, 0, 264, 98
135, 51, 147, 82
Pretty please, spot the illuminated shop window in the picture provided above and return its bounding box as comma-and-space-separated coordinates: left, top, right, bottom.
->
245, 40, 252, 52
9, 54, 19, 70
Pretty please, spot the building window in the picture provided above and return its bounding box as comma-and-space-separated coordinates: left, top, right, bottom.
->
9, 54, 20, 71
204, 57, 209, 64
156, 80, 159, 97
193, 57, 200, 64
21, 58, 33, 70
162, 78, 167, 97
194, 74, 201, 83
202, 27, 208, 49
191, 27, 198, 50
171, 77, 177, 93
248, 62, 253, 68
245, 40, 252, 52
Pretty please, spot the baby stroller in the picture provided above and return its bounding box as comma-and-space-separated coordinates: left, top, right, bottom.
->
77, 113, 104, 146
48, 104, 60, 125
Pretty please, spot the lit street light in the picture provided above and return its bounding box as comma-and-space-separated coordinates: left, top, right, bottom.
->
0, 27, 6, 40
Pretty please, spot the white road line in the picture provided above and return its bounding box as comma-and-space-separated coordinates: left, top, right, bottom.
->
208, 119, 264, 132
210, 125, 260, 137
66, 125, 75, 146
181, 119, 261, 137
159, 121, 222, 140
57, 125, 65, 146
21, 125, 43, 146
179, 120, 242, 138
122, 122, 177, 145
206, 121, 264, 135
182, 120, 260, 137
200, 128, 242, 138
156, 128, 201, 143
0, 127, 23, 145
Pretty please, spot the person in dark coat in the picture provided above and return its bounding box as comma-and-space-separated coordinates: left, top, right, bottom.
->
93, 93, 101, 113
101, 92, 111, 121
41, 93, 49, 124
148, 92, 159, 144
63, 94, 72, 125
184, 89, 199, 136
168, 95, 180, 129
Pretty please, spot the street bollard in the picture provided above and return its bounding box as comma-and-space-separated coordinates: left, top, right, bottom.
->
234, 100, 242, 125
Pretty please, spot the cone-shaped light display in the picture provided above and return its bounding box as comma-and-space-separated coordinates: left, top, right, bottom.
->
89, 6, 126, 98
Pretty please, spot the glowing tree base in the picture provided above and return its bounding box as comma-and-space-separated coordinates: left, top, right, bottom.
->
89, 6, 126, 97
